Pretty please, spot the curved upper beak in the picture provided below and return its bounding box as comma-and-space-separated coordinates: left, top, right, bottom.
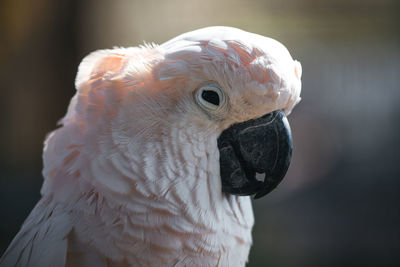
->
217, 110, 292, 199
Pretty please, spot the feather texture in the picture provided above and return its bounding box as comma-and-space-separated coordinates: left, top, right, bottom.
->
1, 26, 301, 266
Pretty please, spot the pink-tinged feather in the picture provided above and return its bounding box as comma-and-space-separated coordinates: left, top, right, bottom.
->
1, 26, 301, 267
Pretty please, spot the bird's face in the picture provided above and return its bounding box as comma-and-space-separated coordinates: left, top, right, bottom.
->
155, 26, 302, 198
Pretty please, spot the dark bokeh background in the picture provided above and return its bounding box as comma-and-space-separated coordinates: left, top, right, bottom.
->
1, 0, 399, 266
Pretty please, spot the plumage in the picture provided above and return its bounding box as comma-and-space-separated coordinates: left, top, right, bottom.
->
1, 26, 301, 266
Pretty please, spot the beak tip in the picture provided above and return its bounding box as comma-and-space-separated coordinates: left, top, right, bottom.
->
253, 193, 265, 200
253, 184, 277, 199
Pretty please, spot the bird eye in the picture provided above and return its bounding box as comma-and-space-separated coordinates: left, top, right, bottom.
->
195, 82, 229, 119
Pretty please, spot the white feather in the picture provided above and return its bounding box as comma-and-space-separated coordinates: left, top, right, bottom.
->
1, 26, 301, 266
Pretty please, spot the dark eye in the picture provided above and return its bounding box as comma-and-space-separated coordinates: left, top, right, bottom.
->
201, 90, 220, 106
195, 82, 227, 116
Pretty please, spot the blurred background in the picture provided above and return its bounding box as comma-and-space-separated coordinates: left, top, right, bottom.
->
0, 0, 399, 266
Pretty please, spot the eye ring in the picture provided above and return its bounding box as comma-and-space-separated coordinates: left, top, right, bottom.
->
194, 82, 229, 119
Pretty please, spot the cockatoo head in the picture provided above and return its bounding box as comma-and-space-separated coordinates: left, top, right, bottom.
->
42, 26, 301, 204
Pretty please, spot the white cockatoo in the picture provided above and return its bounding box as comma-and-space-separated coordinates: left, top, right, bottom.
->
0, 26, 302, 266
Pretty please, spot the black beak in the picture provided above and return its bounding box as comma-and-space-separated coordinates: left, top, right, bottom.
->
217, 110, 292, 199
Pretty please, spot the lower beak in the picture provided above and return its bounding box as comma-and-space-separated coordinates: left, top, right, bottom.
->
217, 110, 293, 199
